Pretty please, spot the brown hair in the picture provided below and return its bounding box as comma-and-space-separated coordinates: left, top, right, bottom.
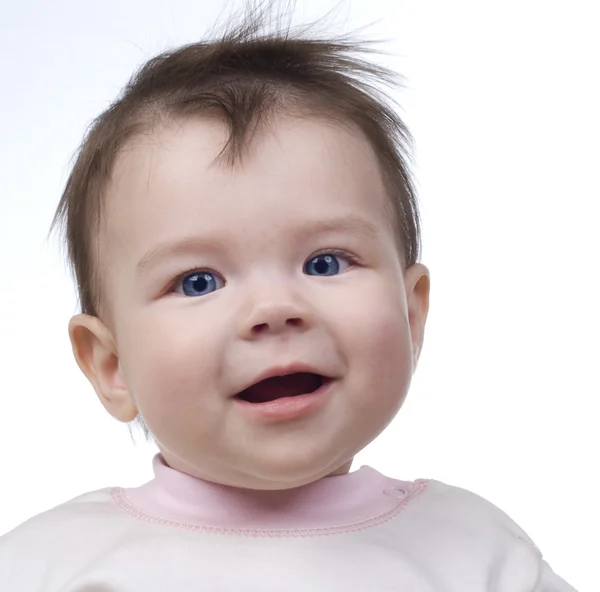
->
50, 2, 422, 437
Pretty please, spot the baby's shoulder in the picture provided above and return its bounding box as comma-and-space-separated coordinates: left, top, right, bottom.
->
0, 487, 130, 575
2, 487, 123, 539
414, 478, 538, 549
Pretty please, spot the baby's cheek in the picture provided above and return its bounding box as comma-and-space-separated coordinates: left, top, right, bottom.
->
348, 294, 413, 393
356, 281, 409, 345
371, 315, 412, 374
122, 322, 213, 408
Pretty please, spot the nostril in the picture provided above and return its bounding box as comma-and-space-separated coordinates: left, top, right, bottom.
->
251, 318, 303, 333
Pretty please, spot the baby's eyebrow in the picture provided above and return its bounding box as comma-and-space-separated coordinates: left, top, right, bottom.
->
292, 215, 379, 242
135, 215, 378, 275
136, 236, 226, 276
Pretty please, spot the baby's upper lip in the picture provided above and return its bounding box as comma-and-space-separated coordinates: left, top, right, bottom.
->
235, 363, 333, 396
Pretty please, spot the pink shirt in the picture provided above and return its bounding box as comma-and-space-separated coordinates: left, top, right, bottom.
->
0, 454, 577, 591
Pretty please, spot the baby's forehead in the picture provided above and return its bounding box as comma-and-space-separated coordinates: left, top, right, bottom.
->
105, 114, 389, 222
96, 117, 397, 284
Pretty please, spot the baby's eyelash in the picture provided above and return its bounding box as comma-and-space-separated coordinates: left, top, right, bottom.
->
169, 267, 222, 290
169, 249, 359, 291
309, 249, 360, 264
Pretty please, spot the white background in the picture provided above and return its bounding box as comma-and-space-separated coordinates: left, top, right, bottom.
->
0, 0, 597, 589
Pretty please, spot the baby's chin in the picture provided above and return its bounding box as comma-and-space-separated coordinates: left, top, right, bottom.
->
159, 446, 355, 490
221, 464, 355, 491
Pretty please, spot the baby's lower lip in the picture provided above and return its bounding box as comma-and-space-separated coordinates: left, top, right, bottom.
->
233, 379, 334, 422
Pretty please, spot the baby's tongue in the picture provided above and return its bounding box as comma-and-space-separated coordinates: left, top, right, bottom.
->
240, 373, 321, 403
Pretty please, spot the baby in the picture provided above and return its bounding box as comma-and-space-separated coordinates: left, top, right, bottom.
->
0, 5, 577, 592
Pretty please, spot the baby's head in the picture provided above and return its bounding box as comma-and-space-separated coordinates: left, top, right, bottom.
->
52, 9, 430, 490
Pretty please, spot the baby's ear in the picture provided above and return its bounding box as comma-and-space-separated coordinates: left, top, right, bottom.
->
68, 314, 138, 422
404, 263, 430, 370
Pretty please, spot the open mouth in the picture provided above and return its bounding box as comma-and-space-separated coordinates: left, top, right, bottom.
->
236, 372, 327, 404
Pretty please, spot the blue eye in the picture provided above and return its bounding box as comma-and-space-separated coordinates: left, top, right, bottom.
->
179, 271, 223, 297
304, 253, 351, 276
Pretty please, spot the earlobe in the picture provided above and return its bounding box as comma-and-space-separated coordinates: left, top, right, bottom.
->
68, 314, 138, 422
405, 263, 431, 370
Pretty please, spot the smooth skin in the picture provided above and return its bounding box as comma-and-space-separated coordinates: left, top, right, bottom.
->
68, 114, 430, 490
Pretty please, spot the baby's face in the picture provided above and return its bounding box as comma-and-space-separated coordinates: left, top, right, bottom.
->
94, 114, 429, 489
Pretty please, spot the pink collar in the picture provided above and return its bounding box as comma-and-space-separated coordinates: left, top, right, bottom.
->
119, 454, 420, 531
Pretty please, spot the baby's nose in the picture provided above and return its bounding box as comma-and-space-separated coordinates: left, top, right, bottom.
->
239, 286, 312, 340
251, 314, 304, 335
242, 301, 307, 339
